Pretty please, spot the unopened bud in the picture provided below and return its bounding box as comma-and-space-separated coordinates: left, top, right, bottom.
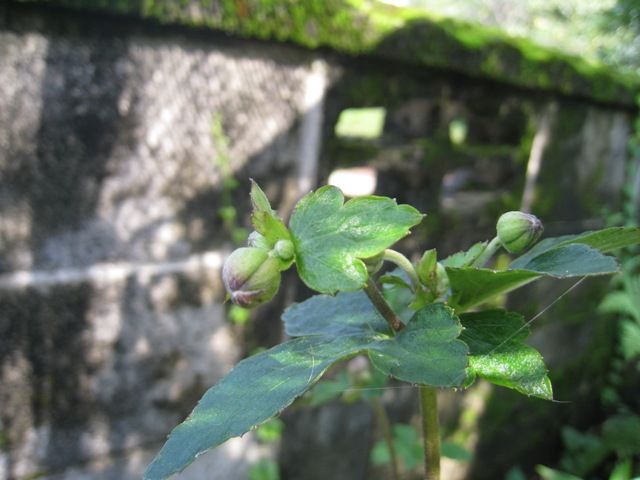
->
434, 263, 449, 297
274, 239, 294, 261
222, 247, 281, 308
496, 211, 543, 254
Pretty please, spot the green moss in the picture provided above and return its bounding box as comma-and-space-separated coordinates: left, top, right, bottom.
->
22, 0, 640, 105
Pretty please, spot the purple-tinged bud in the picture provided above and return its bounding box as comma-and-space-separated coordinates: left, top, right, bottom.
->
496, 211, 544, 254
222, 247, 281, 308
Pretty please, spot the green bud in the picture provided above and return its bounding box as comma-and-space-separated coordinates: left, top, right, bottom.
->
434, 263, 449, 297
274, 239, 294, 261
496, 211, 544, 253
222, 247, 281, 308
417, 249, 437, 286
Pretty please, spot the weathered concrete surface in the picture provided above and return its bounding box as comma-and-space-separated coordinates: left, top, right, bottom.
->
0, 5, 332, 479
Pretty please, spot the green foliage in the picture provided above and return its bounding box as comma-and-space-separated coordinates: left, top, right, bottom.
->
248, 460, 280, 480
35, 0, 639, 107
289, 186, 423, 293
334, 107, 386, 139
371, 424, 423, 470
460, 310, 552, 399
255, 418, 284, 443
371, 423, 471, 471
145, 182, 640, 478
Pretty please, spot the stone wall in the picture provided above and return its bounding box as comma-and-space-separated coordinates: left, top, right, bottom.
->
0, 4, 334, 479
0, 2, 637, 480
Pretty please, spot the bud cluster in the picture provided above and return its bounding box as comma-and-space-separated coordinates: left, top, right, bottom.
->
222, 232, 294, 309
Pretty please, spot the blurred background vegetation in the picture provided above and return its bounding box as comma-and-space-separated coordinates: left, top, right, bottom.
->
397, 0, 640, 75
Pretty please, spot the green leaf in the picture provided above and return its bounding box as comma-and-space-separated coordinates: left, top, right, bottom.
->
144, 335, 367, 479
285, 294, 468, 387
250, 180, 291, 248
609, 459, 632, 480
369, 303, 468, 387
512, 244, 618, 278
602, 414, 640, 457
441, 241, 487, 268
249, 460, 280, 480
371, 424, 422, 470
255, 418, 284, 443
381, 269, 416, 323
536, 465, 582, 480
441, 441, 472, 461
446, 267, 541, 311
283, 291, 389, 337
289, 186, 423, 294
510, 227, 640, 270
460, 309, 552, 399
449, 243, 621, 310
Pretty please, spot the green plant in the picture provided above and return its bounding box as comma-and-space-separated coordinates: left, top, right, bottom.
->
144, 181, 640, 480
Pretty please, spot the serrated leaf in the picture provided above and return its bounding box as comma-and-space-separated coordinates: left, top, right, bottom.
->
447, 268, 541, 311
514, 244, 618, 277
144, 335, 368, 479
441, 241, 487, 268
283, 291, 390, 337
369, 303, 468, 387
510, 227, 640, 270
460, 309, 552, 399
250, 180, 291, 247
449, 244, 620, 310
289, 186, 423, 294
286, 294, 468, 386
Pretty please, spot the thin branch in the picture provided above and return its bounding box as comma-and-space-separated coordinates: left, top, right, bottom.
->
419, 386, 441, 480
364, 278, 405, 332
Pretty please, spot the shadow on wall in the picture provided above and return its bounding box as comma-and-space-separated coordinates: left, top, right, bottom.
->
1, 25, 130, 476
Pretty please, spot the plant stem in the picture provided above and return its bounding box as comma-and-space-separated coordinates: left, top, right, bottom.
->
383, 249, 420, 289
472, 236, 502, 268
372, 397, 401, 480
364, 278, 405, 332
419, 386, 441, 480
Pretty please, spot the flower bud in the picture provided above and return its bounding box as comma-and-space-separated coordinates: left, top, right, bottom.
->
222, 247, 281, 308
434, 263, 449, 297
496, 211, 543, 253
274, 239, 294, 261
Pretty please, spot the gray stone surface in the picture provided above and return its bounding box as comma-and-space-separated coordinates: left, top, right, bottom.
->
0, 5, 327, 479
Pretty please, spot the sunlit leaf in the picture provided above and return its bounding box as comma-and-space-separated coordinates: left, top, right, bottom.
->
144, 335, 368, 479
289, 186, 423, 293
460, 309, 552, 399
369, 303, 468, 387
510, 227, 640, 270
447, 268, 541, 311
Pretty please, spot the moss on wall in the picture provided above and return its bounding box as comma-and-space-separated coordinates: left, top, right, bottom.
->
16, 0, 640, 107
